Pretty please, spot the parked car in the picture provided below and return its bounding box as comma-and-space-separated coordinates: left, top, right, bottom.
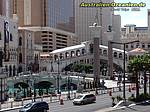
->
73, 93, 96, 105
19, 101, 49, 112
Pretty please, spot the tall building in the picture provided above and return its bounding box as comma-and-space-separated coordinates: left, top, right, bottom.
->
121, 24, 150, 51
75, 0, 121, 45
75, 0, 121, 46
0, 0, 12, 17
11, 0, 75, 33
18, 27, 78, 53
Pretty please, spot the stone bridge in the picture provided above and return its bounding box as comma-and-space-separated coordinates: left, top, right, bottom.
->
42, 41, 128, 73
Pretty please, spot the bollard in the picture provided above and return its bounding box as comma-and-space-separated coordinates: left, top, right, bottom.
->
41, 96, 43, 101
11, 101, 13, 108
50, 94, 52, 103
21, 99, 24, 106
60, 98, 64, 105
109, 90, 112, 96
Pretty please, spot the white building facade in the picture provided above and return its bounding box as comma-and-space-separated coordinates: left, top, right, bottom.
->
0, 15, 18, 77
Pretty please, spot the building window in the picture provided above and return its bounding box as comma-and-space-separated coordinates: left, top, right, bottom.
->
103, 50, 107, 56
125, 45, 128, 48
148, 44, 150, 48
114, 52, 117, 58
19, 37, 22, 46
142, 43, 145, 48
131, 44, 134, 48
19, 53, 22, 63
10, 33, 13, 41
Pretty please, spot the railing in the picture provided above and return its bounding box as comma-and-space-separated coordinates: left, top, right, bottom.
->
0, 84, 136, 110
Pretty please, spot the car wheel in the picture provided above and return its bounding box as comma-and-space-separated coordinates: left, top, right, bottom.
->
81, 101, 84, 105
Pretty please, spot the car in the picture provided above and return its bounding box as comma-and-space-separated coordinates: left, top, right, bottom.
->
140, 100, 150, 105
19, 101, 49, 112
73, 93, 96, 105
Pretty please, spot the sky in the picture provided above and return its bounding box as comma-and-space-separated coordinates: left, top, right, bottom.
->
114, 0, 150, 27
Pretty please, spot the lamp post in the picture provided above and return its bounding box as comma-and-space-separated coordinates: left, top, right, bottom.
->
143, 66, 147, 95
109, 40, 139, 101
57, 60, 60, 94
67, 73, 71, 100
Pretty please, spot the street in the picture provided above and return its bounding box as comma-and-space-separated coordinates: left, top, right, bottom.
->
5, 89, 136, 112
6, 93, 114, 112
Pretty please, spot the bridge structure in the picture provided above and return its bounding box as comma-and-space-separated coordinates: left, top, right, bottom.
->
7, 41, 130, 98
7, 72, 92, 97
44, 41, 128, 74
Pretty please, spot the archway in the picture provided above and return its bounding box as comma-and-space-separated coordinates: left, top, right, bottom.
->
61, 83, 77, 91
14, 82, 29, 98
34, 81, 54, 96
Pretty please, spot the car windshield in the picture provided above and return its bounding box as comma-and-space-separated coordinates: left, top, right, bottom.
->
24, 103, 32, 108
76, 95, 84, 99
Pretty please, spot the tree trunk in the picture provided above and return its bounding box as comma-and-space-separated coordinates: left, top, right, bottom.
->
136, 72, 139, 98
144, 71, 147, 95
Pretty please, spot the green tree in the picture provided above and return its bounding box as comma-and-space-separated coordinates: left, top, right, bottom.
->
128, 53, 150, 98
128, 55, 143, 98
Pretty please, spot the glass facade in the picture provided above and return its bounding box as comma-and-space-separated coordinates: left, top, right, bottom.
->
47, 0, 75, 33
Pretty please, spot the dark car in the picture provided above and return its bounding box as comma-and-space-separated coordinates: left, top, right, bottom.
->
19, 101, 49, 112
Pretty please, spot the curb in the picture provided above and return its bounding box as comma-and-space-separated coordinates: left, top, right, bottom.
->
0, 106, 23, 112
95, 103, 136, 112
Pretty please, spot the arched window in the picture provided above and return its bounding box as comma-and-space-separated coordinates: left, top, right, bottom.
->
103, 50, 107, 56
100, 49, 102, 54
71, 51, 75, 57
19, 53, 22, 63
76, 50, 80, 56
114, 52, 117, 58
10, 33, 13, 41
81, 49, 86, 55
54, 55, 58, 61
59, 53, 63, 59
119, 53, 122, 59
65, 52, 69, 58
19, 37, 22, 46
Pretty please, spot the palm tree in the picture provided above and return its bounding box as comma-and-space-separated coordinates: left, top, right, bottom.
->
128, 53, 150, 98
128, 55, 143, 98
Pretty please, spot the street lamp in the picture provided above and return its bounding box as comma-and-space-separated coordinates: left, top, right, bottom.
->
109, 40, 139, 101
57, 59, 60, 94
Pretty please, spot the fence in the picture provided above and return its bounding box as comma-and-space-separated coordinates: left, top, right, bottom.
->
0, 84, 134, 110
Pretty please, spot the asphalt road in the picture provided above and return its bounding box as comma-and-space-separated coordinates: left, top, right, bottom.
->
5, 90, 135, 112
4, 86, 146, 112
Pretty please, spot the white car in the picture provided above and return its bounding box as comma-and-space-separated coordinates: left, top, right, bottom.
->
73, 93, 96, 105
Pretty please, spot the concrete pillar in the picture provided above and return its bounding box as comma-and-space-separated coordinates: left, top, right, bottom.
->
93, 37, 100, 88
108, 41, 113, 79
